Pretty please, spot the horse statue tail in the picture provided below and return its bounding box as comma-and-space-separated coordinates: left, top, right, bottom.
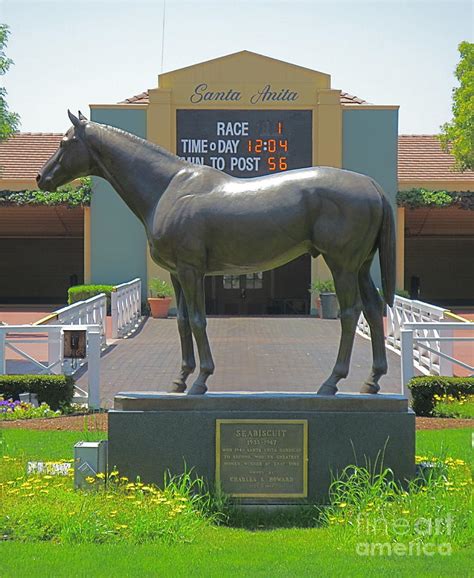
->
374, 183, 396, 308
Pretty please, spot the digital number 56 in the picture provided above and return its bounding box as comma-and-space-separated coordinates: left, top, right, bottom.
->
267, 157, 288, 171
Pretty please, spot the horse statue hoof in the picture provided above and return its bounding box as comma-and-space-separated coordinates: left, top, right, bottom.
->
360, 382, 380, 394
187, 383, 208, 396
168, 381, 187, 394
317, 384, 338, 396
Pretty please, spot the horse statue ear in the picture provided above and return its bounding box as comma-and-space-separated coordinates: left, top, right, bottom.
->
78, 111, 88, 122
68, 110, 81, 128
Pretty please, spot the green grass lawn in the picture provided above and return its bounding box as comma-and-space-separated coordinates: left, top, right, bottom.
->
0, 426, 472, 578
2, 532, 473, 578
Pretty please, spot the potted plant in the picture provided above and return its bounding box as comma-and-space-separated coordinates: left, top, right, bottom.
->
309, 279, 338, 319
148, 278, 174, 318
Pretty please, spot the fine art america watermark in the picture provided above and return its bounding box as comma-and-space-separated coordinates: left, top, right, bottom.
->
356, 514, 454, 557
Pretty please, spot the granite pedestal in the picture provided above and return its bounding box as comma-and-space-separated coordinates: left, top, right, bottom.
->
108, 392, 415, 504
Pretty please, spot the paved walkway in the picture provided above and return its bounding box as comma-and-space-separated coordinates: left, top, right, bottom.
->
76, 317, 404, 408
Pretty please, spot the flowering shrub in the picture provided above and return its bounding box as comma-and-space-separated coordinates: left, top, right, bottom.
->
0, 396, 60, 420
407, 376, 474, 416
0, 463, 213, 544
432, 394, 474, 419
320, 456, 472, 549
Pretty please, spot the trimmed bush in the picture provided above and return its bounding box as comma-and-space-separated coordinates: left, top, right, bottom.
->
0, 375, 75, 410
407, 376, 474, 416
68, 284, 114, 314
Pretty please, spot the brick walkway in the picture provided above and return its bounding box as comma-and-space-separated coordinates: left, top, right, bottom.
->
76, 317, 403, 408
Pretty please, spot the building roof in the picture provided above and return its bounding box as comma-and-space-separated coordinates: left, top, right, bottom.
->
2, 132, 472, 190
398, 135, 474, 186
119, 90, 369, 106
0, 132, 62, 180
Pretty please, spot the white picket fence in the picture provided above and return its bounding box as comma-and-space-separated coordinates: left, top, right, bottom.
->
111, 278, 142, 338
401, 322, 474, 394
44, 294, 108, 348
357, 295, 472, 383
0, 324, 102, 409
0, 277, 143, 408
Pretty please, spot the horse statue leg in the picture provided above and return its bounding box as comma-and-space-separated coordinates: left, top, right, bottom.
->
168, 275, 196, 393
317, 262, 362, 395
176, 265, 215, 395
358, 260, 387, 394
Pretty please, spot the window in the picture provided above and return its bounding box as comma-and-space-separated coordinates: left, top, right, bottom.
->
223, 275, 240, 289
245, 272, 263, 289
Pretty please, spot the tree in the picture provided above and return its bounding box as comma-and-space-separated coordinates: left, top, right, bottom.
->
0, 24, 20, 141
439, 41, 474, 172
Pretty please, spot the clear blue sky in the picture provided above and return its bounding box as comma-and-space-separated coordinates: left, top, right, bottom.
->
2, 0, 472, 134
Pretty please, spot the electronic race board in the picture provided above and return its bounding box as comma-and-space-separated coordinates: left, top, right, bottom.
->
176, 110, 312, 178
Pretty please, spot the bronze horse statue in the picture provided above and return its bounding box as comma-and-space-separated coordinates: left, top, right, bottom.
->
38, 111, 395, 396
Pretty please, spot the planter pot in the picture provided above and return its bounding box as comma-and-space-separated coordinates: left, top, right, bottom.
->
320, 292, 339, 319
314, 296, 322, 318
148, 297, 172, 319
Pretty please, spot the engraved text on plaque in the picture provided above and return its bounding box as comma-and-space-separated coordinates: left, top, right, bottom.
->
216, 419, 308, 498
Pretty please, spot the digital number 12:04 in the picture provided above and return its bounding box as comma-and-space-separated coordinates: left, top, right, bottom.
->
247, 139, 288, 153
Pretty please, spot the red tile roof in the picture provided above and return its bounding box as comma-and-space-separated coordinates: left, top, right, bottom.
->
2, 132, 472, 188
119, 90, 369, 105
398, 135, 474, 184
0, 133, 62, 180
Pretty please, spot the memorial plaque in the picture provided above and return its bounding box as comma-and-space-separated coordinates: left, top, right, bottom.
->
215, 419, 308, 498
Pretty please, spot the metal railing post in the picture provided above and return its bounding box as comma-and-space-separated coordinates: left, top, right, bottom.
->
400, 328, 414, 396
87, 326, 101, 409
0, 330, 6, 374
48, 327, 62, 375
111, 289, 119, 339
439, 326, 453, 376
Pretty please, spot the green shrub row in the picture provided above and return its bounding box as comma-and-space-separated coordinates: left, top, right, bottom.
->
407, 376, 474, 416
68, 284, 114, 314
397, 189, 474, 211
0, 178, 92, 207
0, 375, 75, 410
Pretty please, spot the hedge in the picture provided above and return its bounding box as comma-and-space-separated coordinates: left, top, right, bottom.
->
397, 189, 474, 211
0, 177, 92, 207
68, 285, 114, 314
407, 376, 474, 417
0, 375, 75, 410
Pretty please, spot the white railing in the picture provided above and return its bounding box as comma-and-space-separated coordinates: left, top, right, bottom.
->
54, 294, 107, 348
401, 322, 474, 394
0, 324, 102, 409
357, 295, 447, 352
111, 278, 142, 338
357, 295, 472, 384
36, 294, 106, 375
386, 296, 447, 355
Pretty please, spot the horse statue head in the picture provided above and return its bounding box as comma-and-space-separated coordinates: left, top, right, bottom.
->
37, 110, 94, 191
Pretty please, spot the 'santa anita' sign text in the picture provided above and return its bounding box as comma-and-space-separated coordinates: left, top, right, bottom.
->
190, 83, 299, 104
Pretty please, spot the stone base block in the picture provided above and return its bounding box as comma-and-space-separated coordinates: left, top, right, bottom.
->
108, 392, 415, 504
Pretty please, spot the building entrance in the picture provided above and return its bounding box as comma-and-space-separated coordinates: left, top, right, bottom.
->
205, 255, 311, 315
